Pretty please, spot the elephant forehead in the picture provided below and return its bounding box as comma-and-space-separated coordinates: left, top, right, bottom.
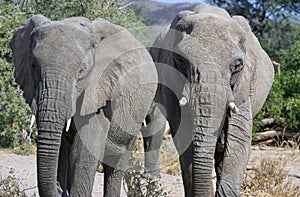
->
37, 21, 91, 40
33, 23, 93, 64
183, 14, 244, 40
175, 17, 245, 64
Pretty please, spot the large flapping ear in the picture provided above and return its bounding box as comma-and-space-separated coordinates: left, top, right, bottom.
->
10, 15, 50, 114
232, 16, 274, 116
150, 10, 195, 82
151, 10, 196, 65
80, 18, 155, 116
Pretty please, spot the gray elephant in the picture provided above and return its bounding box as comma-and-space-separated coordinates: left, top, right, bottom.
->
10, 15, 158, 196
150, 5, 274, 196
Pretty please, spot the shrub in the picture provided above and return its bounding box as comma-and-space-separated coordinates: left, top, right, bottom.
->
0, 57, 33, 148
241, 158, 300, 196
254, 38, 300, 132
0, 173, 27, 197
123, 167, 170, 197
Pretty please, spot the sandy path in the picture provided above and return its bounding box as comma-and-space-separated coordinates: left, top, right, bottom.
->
1, 146, 299, 196
0, 151, 183, 197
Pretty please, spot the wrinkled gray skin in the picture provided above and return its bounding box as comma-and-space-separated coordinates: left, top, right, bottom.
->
10, 15, 158, 197
142, 103, 166, 177
150, 5, 274, 197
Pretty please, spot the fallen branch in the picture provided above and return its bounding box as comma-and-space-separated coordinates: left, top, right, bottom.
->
252, 139, 274, 146
255, 130, 300, 141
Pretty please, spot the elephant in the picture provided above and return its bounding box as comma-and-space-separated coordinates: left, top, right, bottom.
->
150, 4, 274, 197
10, 15, 158, 196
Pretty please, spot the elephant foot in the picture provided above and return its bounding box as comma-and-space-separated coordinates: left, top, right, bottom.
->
144, 169, 161, 179
215, 177, 239, 197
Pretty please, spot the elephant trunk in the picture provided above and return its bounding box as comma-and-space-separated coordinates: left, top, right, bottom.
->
191, 72, 228, 196
36, 77, 71, 197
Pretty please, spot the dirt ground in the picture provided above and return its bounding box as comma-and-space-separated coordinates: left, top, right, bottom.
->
0, 149, 184, 197
0, 144, 299, 197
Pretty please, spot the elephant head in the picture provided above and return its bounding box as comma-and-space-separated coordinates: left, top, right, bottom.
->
151, 5, 274, 196
10, 15, 156, 196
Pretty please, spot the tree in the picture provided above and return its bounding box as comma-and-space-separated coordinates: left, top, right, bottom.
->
254, 38, 300, 132
206, 0, 300, 57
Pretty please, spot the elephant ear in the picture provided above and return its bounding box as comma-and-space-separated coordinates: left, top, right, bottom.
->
80, 18, 154, 116
232, 16, 274, 116
10, 15, 50, 114
151, 10, 196, 86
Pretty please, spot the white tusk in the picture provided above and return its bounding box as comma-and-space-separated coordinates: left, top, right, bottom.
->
30, 115, 36, 129
228, 102, 239, 114
143, 119, 147, 127
66, 118, 72, 132
179, 97, 188, 107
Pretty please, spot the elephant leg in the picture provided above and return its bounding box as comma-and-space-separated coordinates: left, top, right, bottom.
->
216, 98, 252, 197
57, 126, 76, 197
141, 117, 166, 178
102, 158, 125, 197
167, 103, 194, 197
102, 86, 155, 196
69, 109, 110, 197
141, 104, 166, 177
103, 135, 137, 197
142, 126, 164, 177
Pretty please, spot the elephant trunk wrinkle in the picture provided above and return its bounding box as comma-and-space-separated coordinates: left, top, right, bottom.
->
37, 81, 70, 197
191, 82, 228, 196
38, 78, 73, 117
37, 115, 65, 197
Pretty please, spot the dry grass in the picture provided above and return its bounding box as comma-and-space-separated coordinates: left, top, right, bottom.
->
131, 132, 181, 176
158, 134, 181, 175
130, 131, 300, 196
241, 157, 300, 197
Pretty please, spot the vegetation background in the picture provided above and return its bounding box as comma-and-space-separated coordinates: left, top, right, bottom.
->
0, 0, 300, 153
0, 0, 300, 196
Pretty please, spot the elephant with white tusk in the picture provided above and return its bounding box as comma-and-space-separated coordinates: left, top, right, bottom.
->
150, 4, 274, 197
10, 15, 158, 197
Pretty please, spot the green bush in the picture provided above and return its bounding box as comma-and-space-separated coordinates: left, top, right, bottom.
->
254, 39, 300, 133
0, 3, 34, 149
0, 59, 32, 148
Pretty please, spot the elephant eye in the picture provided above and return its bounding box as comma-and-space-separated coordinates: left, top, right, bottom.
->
229, 58, 244, 89
230, 58, 244, 74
